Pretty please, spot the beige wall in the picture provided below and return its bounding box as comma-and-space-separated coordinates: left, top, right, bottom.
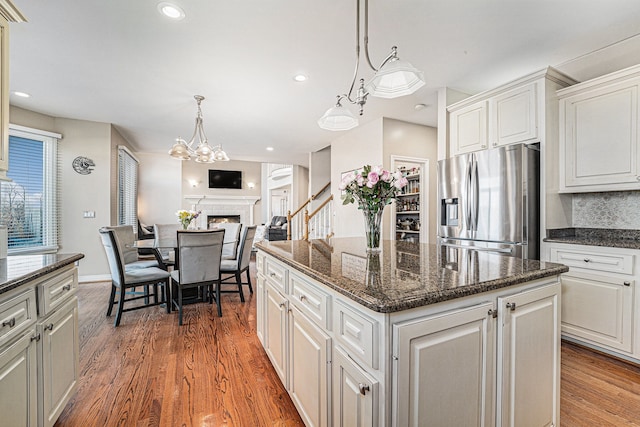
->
309, 146, 331, 210
138, 152, 183, 225
330, 119, 384, 238
180, 159, 263, 225
382, 118, 438, 243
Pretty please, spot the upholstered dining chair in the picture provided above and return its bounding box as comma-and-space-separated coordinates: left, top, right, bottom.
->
170, 229, 225, 325
104, 225, 161, 270
153, 223, 181, 269
214, 222, 242, 260
99, 227, 171, 327
220, 225, 257, 301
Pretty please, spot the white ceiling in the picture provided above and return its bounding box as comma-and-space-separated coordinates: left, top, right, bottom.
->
8, 0, 640, 166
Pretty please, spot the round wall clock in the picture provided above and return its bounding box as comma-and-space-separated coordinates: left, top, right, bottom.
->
72, 156, 95, 175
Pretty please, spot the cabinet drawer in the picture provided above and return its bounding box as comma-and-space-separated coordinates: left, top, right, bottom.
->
265, 258, 288, 294
38, 268, 77, 316
0, 288, 37, 346
334, 299, 378, 370
289, 271, 331, 330
256, 252, 265, 275
549, 247, 633, 275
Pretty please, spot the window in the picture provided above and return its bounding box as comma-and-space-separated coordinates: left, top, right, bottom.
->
0, 125, 61, 254
117, 146, 138, 227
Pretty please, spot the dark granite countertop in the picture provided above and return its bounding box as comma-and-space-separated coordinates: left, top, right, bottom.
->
256, 238, 568, 313
544, 228, 640, 250
0, 253, 85, 296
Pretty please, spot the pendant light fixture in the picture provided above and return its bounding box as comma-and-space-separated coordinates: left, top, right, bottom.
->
318, 0, 425, 131
168, 95, 230, 163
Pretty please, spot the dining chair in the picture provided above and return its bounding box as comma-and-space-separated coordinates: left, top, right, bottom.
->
220, 225, 257, 301
99, 227, 171, 327
153, 223, 181, 269
103, 225, 161, 270
170, 229, 225, 325
212, 222, 242, 260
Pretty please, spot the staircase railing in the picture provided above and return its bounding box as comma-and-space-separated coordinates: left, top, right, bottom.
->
287, 181, 332, 240
305, 194, 334, 240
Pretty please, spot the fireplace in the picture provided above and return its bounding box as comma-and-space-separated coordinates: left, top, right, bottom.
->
208, 215, 241, 229
184, 195, 261, 230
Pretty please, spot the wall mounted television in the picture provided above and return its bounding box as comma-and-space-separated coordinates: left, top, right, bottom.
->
208, 169, 242, 189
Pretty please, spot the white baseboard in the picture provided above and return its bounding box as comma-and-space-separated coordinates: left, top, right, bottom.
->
79, 274, 111, 283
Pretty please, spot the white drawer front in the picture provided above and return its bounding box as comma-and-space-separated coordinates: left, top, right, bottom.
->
289, 271, 331, 330
256, 252, 265, 275
0, 288, 37, 346
549, 247, 633, 275
265, 258, 288, 294
334, 299, 378, 370
39, 268, 77, 316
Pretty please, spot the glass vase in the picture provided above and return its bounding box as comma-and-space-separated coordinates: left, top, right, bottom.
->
181, 219, 191, 230
362, 206, 384, 253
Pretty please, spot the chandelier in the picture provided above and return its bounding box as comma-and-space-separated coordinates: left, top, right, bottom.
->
317, 0, 425, 131
168, 95, 230, 163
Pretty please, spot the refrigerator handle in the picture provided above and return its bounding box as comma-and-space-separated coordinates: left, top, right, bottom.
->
471, 155, 479, 231
464, 156, 472, 230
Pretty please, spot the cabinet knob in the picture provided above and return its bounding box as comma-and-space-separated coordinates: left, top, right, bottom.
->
492, 142, 497, 147
481, 145, 487, 148
624, 281, 631, 286
62, 284, 72, 291
488, 309, 498, 318
583, 258, 591, 263
30, 333, 41, 342
636, 176, 640, 181
299, 295, 306, 301
506, 302, 517, 311
358, 383, 370, 396
278, 302, 286, 309
2, 317, 16, 328
44, 323, 54, 331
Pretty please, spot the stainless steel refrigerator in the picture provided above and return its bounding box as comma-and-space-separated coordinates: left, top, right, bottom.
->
437, 143, 540, 259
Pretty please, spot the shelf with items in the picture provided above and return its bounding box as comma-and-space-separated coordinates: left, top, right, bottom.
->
392, 156, 429, 243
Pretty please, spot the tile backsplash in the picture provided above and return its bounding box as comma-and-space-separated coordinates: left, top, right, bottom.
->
573, 191, 640, 229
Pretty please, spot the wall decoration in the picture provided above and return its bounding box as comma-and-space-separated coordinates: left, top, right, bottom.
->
72, 156, 95, 175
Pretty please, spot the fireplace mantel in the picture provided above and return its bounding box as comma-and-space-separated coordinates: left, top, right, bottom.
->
184, 195, 261, 228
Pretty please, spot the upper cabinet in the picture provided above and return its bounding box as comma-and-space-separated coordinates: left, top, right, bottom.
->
558, 65, 640, 193
448, 72, 567, 157
0, 2, 26, 177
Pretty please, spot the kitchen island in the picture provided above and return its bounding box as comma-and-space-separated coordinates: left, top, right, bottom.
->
0, 253, 83, 427
256, 238, 567, 427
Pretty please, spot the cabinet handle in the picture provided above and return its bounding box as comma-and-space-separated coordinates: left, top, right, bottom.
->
481, 144, 486, 148
583, 258, 591, 263
44, 323, 54, 331
62, 284, 71, 291
488, 309, 498, 318
506, 302, 517, 311
299, 295, 306, 301
278, 302, 286, 308
2, 317, 16, 328
358, 383, 370, 396
492, 142, 497, 147
636, 176, 640, 181
270, 273, 277, 278
624, 281, 631, 286
30, 333, 41, 342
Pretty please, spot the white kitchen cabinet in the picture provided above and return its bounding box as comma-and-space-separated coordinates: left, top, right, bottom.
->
0, 328, 38, 426
490, 83, 537, 148
256, 274, 265, 345
264, 281, 289, 387
546, 242, 637, 358
393, 302, 495, 427
558, 65, 640, 192
333, 345, 377, 427
37, 297, 79, 427
449, 82, 539, 156
450, 100, 488, 155
497, 282, 560, 427
288, 304, 331, 427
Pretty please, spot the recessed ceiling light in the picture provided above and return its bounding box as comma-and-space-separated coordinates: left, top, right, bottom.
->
266, 147, 274, 151
158, 2, 185, 20
414, 103, 428, 110
13, 91, 30, 98
293, 74, 308, 82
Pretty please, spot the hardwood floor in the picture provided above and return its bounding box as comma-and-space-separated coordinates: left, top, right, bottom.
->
56, 259, 640, 426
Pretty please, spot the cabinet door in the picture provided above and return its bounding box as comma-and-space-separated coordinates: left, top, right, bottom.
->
0, 329, 37, 427
450, 101, 488, 156
38, 297, 79, 427
561, 81, 640, 191
256, 274, 265, 345
498, 282, 559, 427
288, 305, 331, 427
561, 274, 633, 353
0, 13, 8, 174
333, 345, 378, 427
490, 83, 537, 148
264, 282, 288, 387
393, 302, 495, 427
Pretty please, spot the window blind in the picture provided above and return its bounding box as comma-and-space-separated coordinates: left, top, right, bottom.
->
117, 147, 138, 227
1, 127, 60, 253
